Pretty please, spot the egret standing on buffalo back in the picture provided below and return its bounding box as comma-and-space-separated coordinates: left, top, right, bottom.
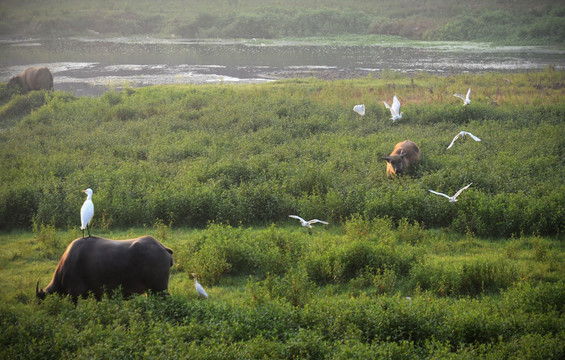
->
81, 188, 94, 238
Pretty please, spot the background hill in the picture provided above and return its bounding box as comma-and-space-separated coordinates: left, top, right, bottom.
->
0, 0, 564, 44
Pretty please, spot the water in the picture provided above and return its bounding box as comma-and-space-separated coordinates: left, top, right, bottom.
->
1, 37, 563, 96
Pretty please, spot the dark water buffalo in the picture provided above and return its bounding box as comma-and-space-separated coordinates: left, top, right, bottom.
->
8, 67, 53, 92
37, 236, 173, 301
382, 140, 421, 177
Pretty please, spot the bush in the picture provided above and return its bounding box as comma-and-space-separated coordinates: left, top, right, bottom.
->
0, 91, 47, 121
305, 239, 417, 284
411, 258, 518, 296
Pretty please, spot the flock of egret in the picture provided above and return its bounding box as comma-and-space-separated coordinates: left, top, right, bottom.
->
352, 88, 481, 203
76, 87, 481, 299
354, 88, 472, 120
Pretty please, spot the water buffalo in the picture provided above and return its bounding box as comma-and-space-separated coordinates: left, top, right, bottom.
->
8, 67, 53, 92
382, 140, 420, 177
36, 235, 173, 301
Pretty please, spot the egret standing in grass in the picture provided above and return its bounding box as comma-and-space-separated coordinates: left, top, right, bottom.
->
429, 183, 472, 203
454, 88, 471, 106
383, 95, 403, 122
446, 131, 482, 150
289, 215, 328, 235
80, 188, 94, 238
191, 273, 208, 299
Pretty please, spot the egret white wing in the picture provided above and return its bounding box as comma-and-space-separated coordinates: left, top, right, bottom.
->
308, 219, 329, 225
428, 190, 452, 199
289, 215, 305, 222
454, 93, 466, 101
453, 183, 472, 199
447, 132, 463, 149
464, 132, 481, 142
383, 101, 391, 110
391, 95, 401, 116
466, 88, 471, 100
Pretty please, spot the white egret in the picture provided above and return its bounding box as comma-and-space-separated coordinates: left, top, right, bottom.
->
383, 95, 403, 122
353, 104, 365, 116
191, 273, 208, 299
80, 188, 94, 238
454, 88, 471, 106
405, 297, 412, 307
289, 215, 328, 234
428, 183, 472, 203
446, 131, 482, 150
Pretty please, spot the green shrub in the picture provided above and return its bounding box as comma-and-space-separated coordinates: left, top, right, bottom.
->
305, 239, 417, 284
411, 258, 518, 296
0, 91, 47, 121
0, 72, 564, 237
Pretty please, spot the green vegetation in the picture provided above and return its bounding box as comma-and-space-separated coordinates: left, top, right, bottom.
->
1, 223, 564, 359
1, 0, 563, 44
1, 69, 564, 358
1, 69, 564, 237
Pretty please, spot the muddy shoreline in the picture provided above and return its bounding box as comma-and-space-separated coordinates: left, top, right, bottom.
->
1, 37, 563, 96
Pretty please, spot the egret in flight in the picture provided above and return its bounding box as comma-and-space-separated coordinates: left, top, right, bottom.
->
383, 95, 403, 122
454, 88, 471, 106
446, 131, 482, 150
191, 273, 208, 299
353, 104, 365, 116
429, 183, 472, 203
80, 188, 94, 238
289, 215, 328, 234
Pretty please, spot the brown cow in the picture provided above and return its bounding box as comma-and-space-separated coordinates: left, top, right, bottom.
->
8, 67, 53, 92
36, 235, 173, 302
382, 140, 420, 177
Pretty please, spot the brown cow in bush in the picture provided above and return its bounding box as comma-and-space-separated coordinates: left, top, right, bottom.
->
8, 67, 53, 92
382, 140, 421, 177
36, 235, 173, 302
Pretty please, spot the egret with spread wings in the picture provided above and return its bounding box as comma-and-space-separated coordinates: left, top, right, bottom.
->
428, 183, 473, 202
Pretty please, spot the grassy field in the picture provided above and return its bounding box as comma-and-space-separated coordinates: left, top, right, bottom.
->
0, 0, 563, 44
1, 224, 564, 358
1, 69, 564, 236
1, 69, 564, 358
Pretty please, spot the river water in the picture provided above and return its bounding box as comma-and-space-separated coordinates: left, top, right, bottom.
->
1, 37, 563, 96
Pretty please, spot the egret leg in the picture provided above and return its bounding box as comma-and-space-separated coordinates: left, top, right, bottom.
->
86, 225, 91, 238
82, 228, 85, 238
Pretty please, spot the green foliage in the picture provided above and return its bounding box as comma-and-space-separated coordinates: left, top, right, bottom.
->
428, 7, 565, 44
0, 91, 48, 124
1, 70, 564, 238
1, 223, 564, 359
1, 0, 562, 43
411, 257, 518, 297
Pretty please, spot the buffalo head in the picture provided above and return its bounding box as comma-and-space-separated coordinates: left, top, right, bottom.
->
7, 76, 23, 89
382, 151, 408, 174
36, 281, 46, 300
